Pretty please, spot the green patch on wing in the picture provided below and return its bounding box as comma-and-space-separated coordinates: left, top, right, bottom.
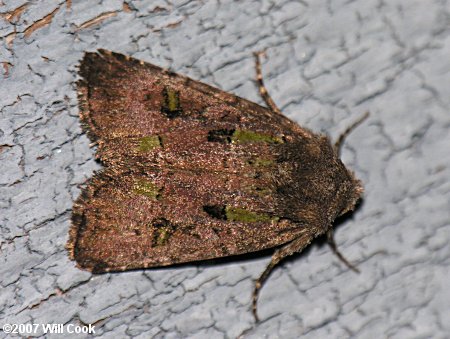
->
155, 228, 171, 246
232, 130, 283, 144
138, 135, 162, 152
247, 157, 274, 167
133, 180, 161, 199
161, 87, 183, 118
250, 186, 273, 196
152, 218, 173, 246
225, 206, 279, 223
166, 88, 179, 111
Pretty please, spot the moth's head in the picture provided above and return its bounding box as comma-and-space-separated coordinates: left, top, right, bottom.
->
278, 135, 364, 227
331, 111, 369, 219
310, 135, 364, 224
334, 164, 364, 219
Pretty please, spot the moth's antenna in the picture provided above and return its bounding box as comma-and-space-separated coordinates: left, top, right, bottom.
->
334, 112, 370, 156
253, 51, 283, 115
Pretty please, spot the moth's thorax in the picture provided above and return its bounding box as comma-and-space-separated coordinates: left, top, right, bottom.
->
332, 166, 363, 219
275, 135, 363, 229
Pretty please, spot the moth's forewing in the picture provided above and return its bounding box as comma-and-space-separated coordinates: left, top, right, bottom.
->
69, 50, 358, 273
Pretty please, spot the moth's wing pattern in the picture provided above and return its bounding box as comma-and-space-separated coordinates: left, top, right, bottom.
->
69, 50, 321, 272
77, 49, 310, 142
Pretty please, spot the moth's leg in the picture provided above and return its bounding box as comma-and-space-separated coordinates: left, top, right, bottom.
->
252, 232, 314, 322
326, 229, 359, 273
253, 51, 283, 115
334, 111, 370, 155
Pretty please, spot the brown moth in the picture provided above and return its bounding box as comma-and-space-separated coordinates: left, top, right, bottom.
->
68, 49, 367, 321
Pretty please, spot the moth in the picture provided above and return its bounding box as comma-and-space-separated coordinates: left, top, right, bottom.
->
68, 49, 368, 321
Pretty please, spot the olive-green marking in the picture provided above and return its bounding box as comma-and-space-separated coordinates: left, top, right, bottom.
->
155, 228, 171, 246
161, 87, 182, 118
232, 129, 283, 144
203, 204, 279, 222
133, 180, 161, 199
151, 218, 174, 247
138, 135, 162, 152
225, 206, 279, 223
247, 157, 274, 167
246, 185, 272, 196
167, 90, 178, 111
